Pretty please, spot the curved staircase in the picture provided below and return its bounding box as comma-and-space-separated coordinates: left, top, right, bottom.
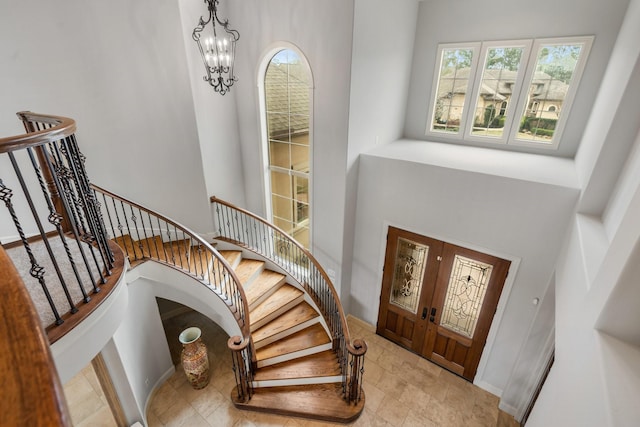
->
106, 219, 364, 422
1, 112, 366, 425
220, 249, 362, 421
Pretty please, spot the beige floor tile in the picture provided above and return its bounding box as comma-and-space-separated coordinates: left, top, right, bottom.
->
470, 400, 500, 426
362, 359, 385, 385
166, 409, 210, 427
146, 410, 164, 427
204, 400, 246, 427
402, 409, 438, 427
362, 381, 386, 413
376, 395, 410, 426
156, 397, 196, 426
376, 370, 409, 397
76, 404, 117, 427
65, 371, 107, 425
148, 381, 181, 419
497, 410, 521, 427
398, 382, 431, 417
184, 382, 227, 418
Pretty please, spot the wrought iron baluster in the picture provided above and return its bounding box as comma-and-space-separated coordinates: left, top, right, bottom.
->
58, 137, 107, 280
126, 205, 144, 257
137, 208, 153, 259
180, 230, 188, 271
165, 223, 176, 265
9, 152, 94, 303
26, 147, 87, 308
101, 193, 117, 242
0, 178, 66, 324
156, 217, 170, 263
146, 212, 162, 262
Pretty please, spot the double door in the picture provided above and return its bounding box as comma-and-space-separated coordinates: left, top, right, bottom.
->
376, 227, 510, 381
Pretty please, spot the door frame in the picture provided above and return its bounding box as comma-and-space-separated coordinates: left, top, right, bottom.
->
374, 221, 521, 390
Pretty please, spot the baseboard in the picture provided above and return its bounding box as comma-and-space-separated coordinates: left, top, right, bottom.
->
473, 379, 503, 399
498, 401, 518, 416
143, 366, 176, 426
346, 314, 376, 333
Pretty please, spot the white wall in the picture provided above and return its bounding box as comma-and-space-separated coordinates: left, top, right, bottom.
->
342, 0, 419, 308
0, 0, 212, 238
404, 0, 630, 158
575, 0, 640, 215
176, 0, 247, 208
227, 0, 355, 294
350, 142, 580, 397
527, 1, 640, 424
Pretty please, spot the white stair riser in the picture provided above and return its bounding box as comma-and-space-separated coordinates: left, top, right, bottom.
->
257, 342, 333, 368
251, 375, 343, 388
247, 279, 286, 310
250, 295, 304, 331
254, 317, 320, 350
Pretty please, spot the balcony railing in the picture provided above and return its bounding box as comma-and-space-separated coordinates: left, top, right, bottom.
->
0, 112, 122, 342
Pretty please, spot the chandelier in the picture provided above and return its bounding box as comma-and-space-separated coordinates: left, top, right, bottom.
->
192, 0, 239, 95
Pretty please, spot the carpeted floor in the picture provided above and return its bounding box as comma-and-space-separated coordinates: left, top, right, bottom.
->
6, 235, 102, 327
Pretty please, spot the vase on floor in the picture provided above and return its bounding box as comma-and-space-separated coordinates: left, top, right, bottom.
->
179, 327, 210, 389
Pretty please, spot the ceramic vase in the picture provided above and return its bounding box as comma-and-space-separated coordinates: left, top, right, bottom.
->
179, 327, 210, 389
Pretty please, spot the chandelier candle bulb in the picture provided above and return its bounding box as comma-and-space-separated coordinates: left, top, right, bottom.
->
192, 0, 239, 95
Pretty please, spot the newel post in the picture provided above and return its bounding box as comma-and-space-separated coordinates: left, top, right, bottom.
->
228, 335, 254, 403
347, 339, 367, 404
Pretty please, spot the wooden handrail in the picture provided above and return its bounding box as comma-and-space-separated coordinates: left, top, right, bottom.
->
210, 196, 361, 356
92, 185, 253, 347
92, 185, 251, 330
0, 245, 72, 426
0, 112, 76, 153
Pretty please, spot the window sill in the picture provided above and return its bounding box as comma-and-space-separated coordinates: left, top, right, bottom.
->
365, 139, 580, 189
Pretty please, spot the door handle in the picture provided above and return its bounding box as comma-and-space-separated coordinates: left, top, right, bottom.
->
430, 307, 437, 322
421, 307, 428, 320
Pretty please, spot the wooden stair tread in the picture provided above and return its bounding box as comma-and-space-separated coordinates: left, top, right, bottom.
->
234, 259, 265, 285
113, 234, 143, 259
188, 244, 211, 277
250, 284, 303, 327
246, 270, 286, 307
256, 323, 330, 361
159, 239, 191, 265
252, 301, 318, 344
231, 383, 364, 423
218, 250, 242, 268
253, 350, 340, 381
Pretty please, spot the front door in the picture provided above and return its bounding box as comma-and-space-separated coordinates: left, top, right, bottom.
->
376, 227, 510, 381
376, 227, 443, 353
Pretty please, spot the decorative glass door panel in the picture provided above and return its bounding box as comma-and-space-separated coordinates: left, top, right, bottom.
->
389, 238, 429, 314
376, 227, 443, 352
440, 255, 493, 338
378, 227, 511, 382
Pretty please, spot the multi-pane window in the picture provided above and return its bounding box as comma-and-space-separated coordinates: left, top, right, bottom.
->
427, 37, 593, 149
264, 49, 312, 249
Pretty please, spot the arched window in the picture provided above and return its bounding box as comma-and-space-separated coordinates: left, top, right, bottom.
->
261, 48, 312, 249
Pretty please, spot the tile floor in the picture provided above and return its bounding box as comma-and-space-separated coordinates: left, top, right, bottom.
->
64, 307, 521, 427
63, 363, 117, 427
147, 309, 520, 427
